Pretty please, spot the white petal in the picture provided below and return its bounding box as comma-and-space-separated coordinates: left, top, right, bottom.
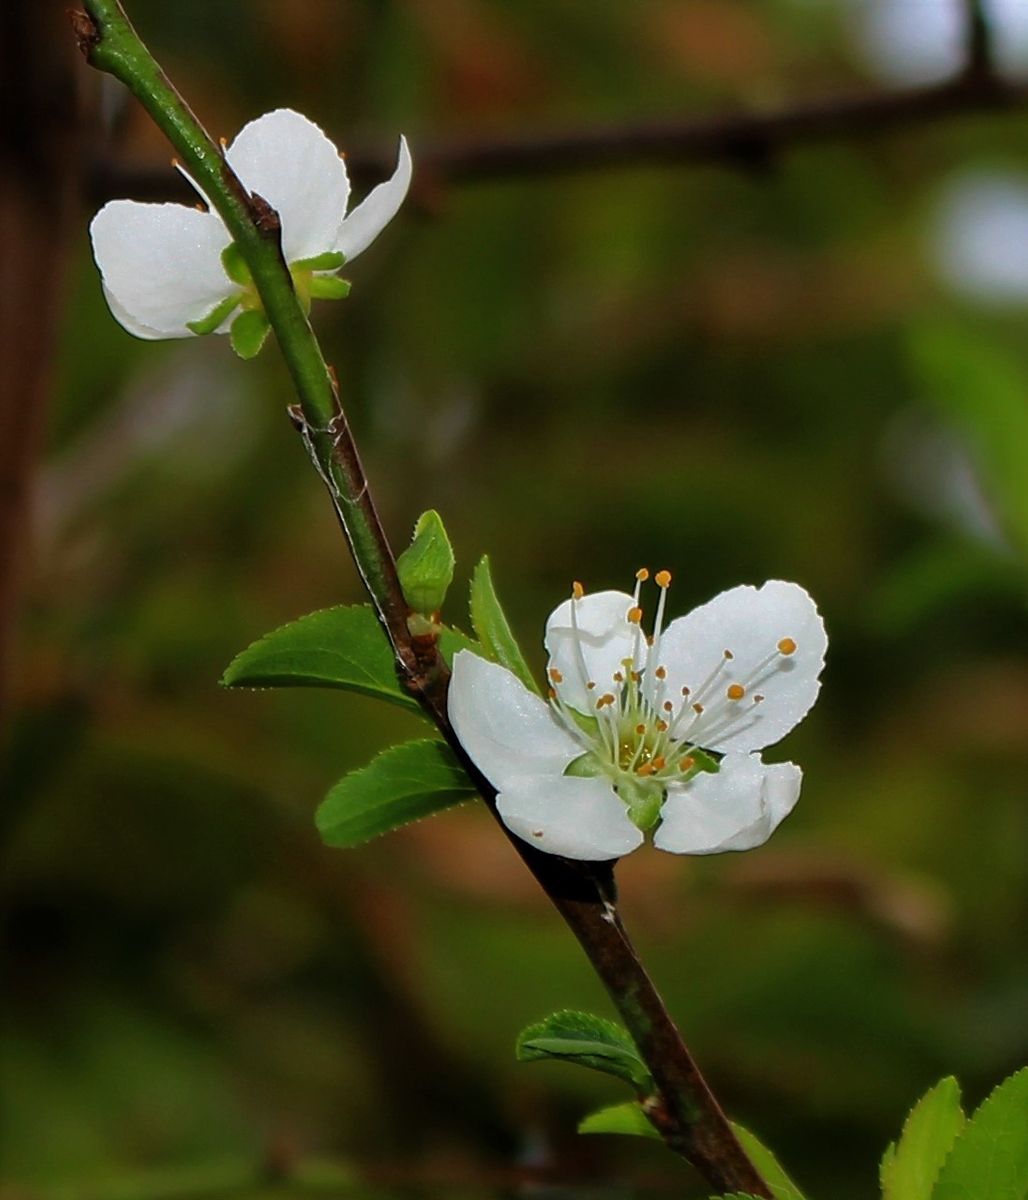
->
544, 590, 638, 714
497, 775, 644, 861
448, 650, 581, 793
658, 580, 827, 753
654, 752, 801, 855
90, 201, 233, 338
334, 136, 412, 262
226, 109, 350, 263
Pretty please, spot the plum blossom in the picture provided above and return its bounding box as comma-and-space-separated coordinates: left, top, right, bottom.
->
449, 574, 827, 862
89, 109, 411, 354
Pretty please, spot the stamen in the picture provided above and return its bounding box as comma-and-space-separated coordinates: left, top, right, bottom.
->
627, 606, 643, 624
663, 701, 674, 713
692, 703, 704, 714
778, 637, 797, 655
723, 649, 734, 660
548, 668, 563, 683
613, 671, 624, 683
651, 756, 666, 771
596, 693, 616, 709
655, 570, 672, 589
679, 756, 696, 771
727, 684, 745, 701
656, 720, 669, 733
572, 581, 585, 600
548, 687, 556, 699
635, 724, 646, 736
753, 694, 764, 704
636, 568, 650, 582
655, 666, 667, 680
587, 681, 596, 690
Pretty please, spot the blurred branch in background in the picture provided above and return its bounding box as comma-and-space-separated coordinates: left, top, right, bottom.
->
87, 3, 1020, 201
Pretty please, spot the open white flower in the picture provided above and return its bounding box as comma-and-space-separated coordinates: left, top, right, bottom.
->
449, 574, 827, 862
89, 108, 411, 355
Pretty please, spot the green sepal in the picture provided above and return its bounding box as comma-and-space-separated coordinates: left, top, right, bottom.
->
316, 739, 477, 848
308, 275, 351, 301
396, 510, 456, 615
230, 309, 270, 359
221, 604, 417, 711
564, 752, 606, 779
615, 774, 663, 833
185, 293, 239, 336
220, 242, 252, 285
931, 1066, 1028, 1200
730, 1123, 806, 1200
578, 1101, 660, 1140
469, 556, 539, 695
880, 1076, 964, 1200
516, 1010, 652, 1093
293, 250, 345, 271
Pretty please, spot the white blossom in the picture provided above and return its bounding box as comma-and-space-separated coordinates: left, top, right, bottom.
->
90, 109, 411, 350
449, 574, 827, 862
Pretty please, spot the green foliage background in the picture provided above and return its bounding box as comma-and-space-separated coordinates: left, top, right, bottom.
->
4, 2, 1027, 1197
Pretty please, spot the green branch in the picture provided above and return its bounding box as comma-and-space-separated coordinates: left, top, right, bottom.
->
72, 5, 771, 1194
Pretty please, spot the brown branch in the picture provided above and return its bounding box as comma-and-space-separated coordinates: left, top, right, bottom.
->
88, 69, 1028, 209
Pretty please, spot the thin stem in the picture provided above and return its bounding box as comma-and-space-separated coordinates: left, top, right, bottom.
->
73, 4, 771, 1194
73, 0, 413, 673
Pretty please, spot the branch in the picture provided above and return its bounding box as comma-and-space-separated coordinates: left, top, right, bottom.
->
73, 3, 770, 1193
88, 67, 1027, 209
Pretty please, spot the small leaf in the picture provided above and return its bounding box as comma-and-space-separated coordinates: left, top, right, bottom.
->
230, 309, 270, 358
730, 1123, 806, 1200
293, 250, 345, 271
308, 275, 351, 300
439, 625, 480, 665
397, 510, 456, 614
469, 556, 539, 695
316, 739, 477, 848
932, 1067, 1028, 1200
221, 605, 417, 711
579, 1101, 660, 1140
516, 1010, 651, 1092
185, 293, 239, 335
880, 1076, 965, 1200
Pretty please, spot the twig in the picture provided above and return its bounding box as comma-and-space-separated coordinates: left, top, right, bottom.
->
87, 66, 1028, 208
73, 2, 771, 1194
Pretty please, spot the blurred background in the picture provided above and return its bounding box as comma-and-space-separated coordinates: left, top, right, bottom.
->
3, 2, 1027, 1197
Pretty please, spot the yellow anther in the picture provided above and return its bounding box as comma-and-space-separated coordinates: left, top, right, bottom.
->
637, 763, 655, 777
655, 666, 667, 680
663, 700, 674, 713
631, 671, 642, 683
679, 755, 696, 771
778, 637, 797, 655
548, 668, 563, 683
651, 756, 666, 771
548, 686, 556, 699
753, 693, 765, 704
723, 649, 734, 660
655, 570, 672, 588
727, 684, 745, 701
635, 723, 646, 736
627, 606, 643, 624
636, 567, 650, 581
596, 693, 616, 709
681, 685, 691, 696
587, 681, 596, 690
572, 581, 585, 600
613, 671, 624, 683
693, 702, 704, 714
656, 720, 669, 733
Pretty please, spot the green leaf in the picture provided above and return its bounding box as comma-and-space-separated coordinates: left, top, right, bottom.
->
730, 1122, 806, 1200
932, 1067, 1028, 1200
881, 1076, 965, 1200
185, 293, 239, 335
308, 275, 351, 300
316, 739, 477, 848
229, 309, 270, 358
469, 556, 539, 695
578, 1100, 660, 1140
292, 250, 345, 272
438, 625, 480, 665
516, 1010, 651, 1092
221, 605, 417, 711
397, 510, 456, 614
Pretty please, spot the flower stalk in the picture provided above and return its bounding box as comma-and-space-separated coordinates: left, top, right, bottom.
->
72, 3, 772, 1193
